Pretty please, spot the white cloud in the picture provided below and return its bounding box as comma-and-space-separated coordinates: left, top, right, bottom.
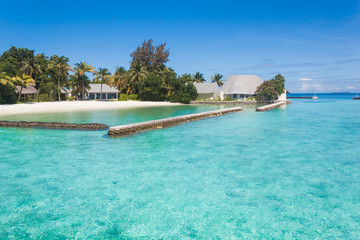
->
299, 78, 312, 81
347, 86, 356, 90
334, 87, 341, 91
301, 83, 322, 91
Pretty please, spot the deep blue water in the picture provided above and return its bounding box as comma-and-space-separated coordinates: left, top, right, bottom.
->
1, 95, 360, 238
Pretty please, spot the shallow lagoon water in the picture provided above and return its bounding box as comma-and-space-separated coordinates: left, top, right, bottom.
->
1, 97, 360, 238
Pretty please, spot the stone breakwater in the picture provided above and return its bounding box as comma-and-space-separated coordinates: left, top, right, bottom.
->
256, 102, 286, 112
0, 121, 109, 130
108, 107, 243, 136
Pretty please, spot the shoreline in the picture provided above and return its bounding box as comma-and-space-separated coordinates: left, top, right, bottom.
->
0, 101, 182, 117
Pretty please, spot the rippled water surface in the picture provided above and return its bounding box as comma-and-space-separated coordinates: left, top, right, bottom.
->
1, 97, 360, 238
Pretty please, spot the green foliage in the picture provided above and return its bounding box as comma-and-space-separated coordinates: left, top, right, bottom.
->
0, 84, 17, 104
23, 94, 55, 102
0, 46, 35, 77
138, 72, 167, 101
192, 72, 206, 83
211, 73, 224, 87
118, 94, 138, 101
178, 73, 193, 84
169, 82, 197, 104
269, 74, 286, 95
255, 81, 279, 102
47, 55, 72, 101
255, 74, 286, 102
130, 39, 169, 69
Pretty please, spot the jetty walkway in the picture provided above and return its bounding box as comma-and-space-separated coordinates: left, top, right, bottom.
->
108, 107, 243, 136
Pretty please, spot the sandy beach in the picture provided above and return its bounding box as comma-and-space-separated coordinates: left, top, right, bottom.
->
0, 101, 182, 117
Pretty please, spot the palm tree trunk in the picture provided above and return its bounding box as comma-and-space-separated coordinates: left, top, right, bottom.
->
82, 76, 85, 101
17, 85, 23, 102
58, 79, 61, 102
100, 82, 103, 100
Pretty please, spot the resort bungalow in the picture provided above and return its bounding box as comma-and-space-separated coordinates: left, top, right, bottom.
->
220, 75, 263, 100
85, 84, 119, 100
193, 82, 220, 100
15, 84, 39, 100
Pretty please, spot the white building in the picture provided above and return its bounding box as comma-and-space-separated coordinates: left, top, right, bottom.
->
85, 84, 119, 100
220, 75, 263, 100
193, 82, 220, 100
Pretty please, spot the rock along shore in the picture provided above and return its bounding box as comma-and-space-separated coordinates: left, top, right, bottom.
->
108, 107, 243, 136
0, 121, 109, 130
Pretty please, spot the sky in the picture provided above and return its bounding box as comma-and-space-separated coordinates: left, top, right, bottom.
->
0, 0, 359, 92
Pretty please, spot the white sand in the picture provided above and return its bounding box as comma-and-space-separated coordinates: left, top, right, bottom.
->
0, 101, 182, 117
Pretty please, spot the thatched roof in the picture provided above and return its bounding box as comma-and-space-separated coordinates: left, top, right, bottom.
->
88, 84, 119, 93
193, 83, 219, 94
15, 85, 39, 95
221, 75, 264, 95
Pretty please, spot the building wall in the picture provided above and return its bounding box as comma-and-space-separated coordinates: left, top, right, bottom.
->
278, 90, 287, 100
197, 93, 217, 100
86, 93, 118, 100
224, 94, 254, 100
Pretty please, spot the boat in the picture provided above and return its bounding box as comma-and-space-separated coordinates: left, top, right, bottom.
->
353, 93, 360, 100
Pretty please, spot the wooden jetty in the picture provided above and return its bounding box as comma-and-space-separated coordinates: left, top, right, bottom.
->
108, 107, 243, 136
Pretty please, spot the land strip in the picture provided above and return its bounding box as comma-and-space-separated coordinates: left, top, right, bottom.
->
0, 101, 181, 117
108, 107, 243, 136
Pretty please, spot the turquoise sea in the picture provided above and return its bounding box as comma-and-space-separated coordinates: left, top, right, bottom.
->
1, 94, 360, 239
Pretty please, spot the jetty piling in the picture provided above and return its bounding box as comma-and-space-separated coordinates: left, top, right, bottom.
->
108, 107, 243, 136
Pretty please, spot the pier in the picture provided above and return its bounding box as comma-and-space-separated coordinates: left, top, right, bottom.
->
256, 102, 286, 112
288, 96, 318, 99
0, 121, 109, 130
191, 101, 258, 105
108, 107, 243, 136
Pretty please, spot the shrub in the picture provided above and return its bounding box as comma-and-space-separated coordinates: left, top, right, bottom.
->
255, 81, 279, 102
25, 94, 55, 102
119, 94, 139, 101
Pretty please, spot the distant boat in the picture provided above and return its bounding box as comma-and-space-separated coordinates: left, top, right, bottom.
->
354, 93, 360, 100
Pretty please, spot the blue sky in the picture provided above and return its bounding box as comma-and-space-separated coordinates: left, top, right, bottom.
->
1, 0, 359, 92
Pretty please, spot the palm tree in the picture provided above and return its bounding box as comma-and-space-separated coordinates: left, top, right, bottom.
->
112, 66, 127, 91
12, 74, 35, 102
47, 55, 73, 102
193, 72, 206, 83
21, 57, 42, 79
94, 68, 111, 100
211, 73, 224, 87
70, 73, 91, 100
0, 72, 15, 88
128, 63, 147, 94
74, 62, 95, 101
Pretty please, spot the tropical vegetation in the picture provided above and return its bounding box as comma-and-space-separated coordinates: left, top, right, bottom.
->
255, 74, 286, 102
0, 40, 230, 104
